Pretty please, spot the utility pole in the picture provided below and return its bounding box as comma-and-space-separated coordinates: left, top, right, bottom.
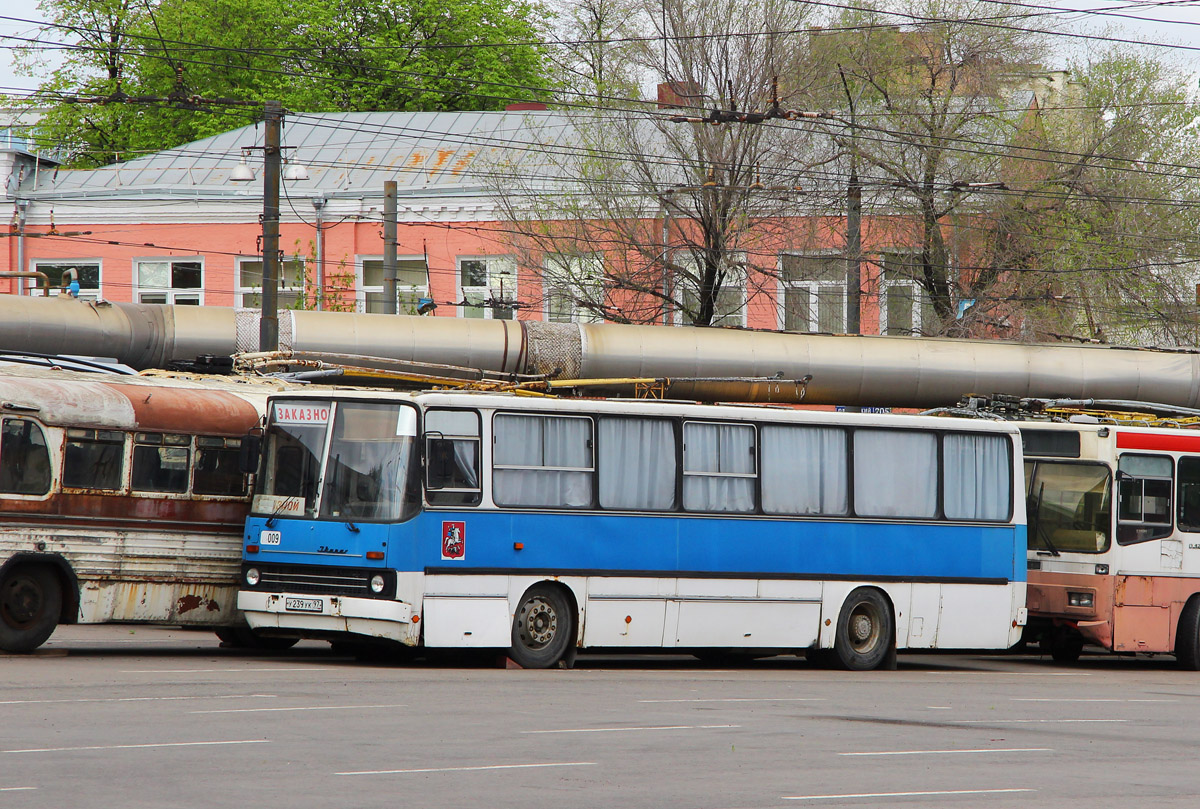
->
260, 100, 282, 352
383, 181, 398, 315
839, 68, 862, 338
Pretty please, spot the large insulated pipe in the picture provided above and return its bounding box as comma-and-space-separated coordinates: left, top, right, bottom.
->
2, 295, 1199, 409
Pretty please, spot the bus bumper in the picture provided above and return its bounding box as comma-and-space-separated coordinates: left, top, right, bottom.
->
237, 590, 415, 643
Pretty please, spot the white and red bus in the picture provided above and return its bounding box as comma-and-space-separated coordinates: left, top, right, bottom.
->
1021, 418, 1200, 667
0, 365, 286, 652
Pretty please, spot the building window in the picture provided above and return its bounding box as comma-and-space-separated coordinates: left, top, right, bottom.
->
27, 261, 102, 300
780, 253, 845, 332
544, 254, 604, 323
237, 258, 306, 309
135, 259, 202, 305
458, 257, 517, 320
675, 251, 746, 327
359, 257, 429, 314
879, 251, 934, 336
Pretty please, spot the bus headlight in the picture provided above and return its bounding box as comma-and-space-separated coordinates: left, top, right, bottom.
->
369, 574, 386, 594
1067, 591, 1094, 608
245, 567, 261, 587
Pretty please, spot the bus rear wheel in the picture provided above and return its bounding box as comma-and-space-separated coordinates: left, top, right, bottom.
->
510, 584, 574, 669
1175, 597, 1200, 671
833, 588, 893, 671
0, 565, 62, 653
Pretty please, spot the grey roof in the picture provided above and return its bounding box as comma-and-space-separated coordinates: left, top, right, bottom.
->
18, 110, 577, 201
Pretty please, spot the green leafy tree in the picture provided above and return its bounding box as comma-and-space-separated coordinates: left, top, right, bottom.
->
19, 0, 554, 166
995, 49, 1200, 345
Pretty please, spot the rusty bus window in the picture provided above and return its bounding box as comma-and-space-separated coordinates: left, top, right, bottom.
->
132, 433, 189, 494
63, 428, 125, 490
193, 436, 246, 497
0, 418, 51, 496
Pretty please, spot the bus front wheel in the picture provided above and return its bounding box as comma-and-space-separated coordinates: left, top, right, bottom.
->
510, 584, 575, 669
833, 588, 893, 671
0, 564, 62, 653
1175, 597, 1200, 671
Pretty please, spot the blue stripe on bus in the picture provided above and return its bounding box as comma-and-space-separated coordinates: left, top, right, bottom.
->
245, 512, 1025, 583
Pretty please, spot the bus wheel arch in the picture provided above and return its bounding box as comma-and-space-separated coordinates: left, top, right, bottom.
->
1174, 595, 1200, 671
833, 587, 896, 671
509, 581, 577, 669
0, 557, 70, 653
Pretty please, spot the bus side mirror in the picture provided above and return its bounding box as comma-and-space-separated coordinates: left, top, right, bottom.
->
239, 432, 262, 475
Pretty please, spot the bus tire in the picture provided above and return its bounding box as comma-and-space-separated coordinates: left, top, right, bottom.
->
0, 564, 62, 653
1044, 630, 1083, 664
833, 587, 893, 671
1175, 597, 1200, 671
510, 583, 574, 669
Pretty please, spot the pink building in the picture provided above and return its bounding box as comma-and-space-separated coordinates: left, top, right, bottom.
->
1, 110, 936, 336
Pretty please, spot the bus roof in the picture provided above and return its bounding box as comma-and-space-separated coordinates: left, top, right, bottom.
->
0, 366, 284, 434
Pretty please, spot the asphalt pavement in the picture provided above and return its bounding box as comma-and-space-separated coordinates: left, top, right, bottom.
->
3, 626, 1199, 808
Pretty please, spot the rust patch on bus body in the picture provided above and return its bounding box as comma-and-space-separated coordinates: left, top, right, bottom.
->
107, 384, 260, 435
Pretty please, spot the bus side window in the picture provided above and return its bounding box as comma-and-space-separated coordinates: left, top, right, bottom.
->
62, 428, 125, 490
131, 432, 189, 494
1117, 453, 1173, 544
0, 418, 52, 496
682, 421, 756, 513
598, 416, 677, 511
1177, 456, 1200, 533
493, 413, 593, 508
193, 437, 247, 497
425, 409, 482, 507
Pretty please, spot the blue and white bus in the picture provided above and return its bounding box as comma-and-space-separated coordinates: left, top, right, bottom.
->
236, 391, 1027, 670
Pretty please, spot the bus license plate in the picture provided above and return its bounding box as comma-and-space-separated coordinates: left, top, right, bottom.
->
284, 597, 323, 613
260, 530, 282, 546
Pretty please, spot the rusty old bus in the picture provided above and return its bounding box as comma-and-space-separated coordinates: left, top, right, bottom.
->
0, 365, 284, 652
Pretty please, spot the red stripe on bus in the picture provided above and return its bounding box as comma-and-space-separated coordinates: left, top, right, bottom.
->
1116, 432, 1200, 453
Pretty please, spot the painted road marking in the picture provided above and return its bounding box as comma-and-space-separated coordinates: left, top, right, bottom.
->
1011, 698, 1175, 703
120, 668, 333, 674
337, 762, 597, 776
839, 748, 1052, 757
0, 694, 276, 705
523, 724, 739, 734
784, 789, 1035, 801
0, 787, 36, 792
953, 719, 1126, 724
192, 704, 405, 714
4, 740, 270, 754
637, 698, 823, 703
1017, 672, 1093, 676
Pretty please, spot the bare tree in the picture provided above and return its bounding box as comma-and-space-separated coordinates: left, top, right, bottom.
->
488, 0, 825, 326
815, 0, 1049, 337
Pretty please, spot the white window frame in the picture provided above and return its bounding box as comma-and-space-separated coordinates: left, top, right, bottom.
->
26, 260, 103, 301
133, 257, 204, 305
543, 254, 605, 324
356, 255, 429, 314
235, 256, 307, 309
879, 251, 928, 337
778, 251, 846, 333
673, 251, 746, 328
457, 256, 517, 320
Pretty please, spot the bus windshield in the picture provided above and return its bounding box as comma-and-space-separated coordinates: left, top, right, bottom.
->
1027, 461, 1112, 554
255, 399, 421, 522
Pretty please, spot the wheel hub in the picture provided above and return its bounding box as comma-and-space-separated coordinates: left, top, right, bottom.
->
522, 599, 557, 648
2, 577, 42, 628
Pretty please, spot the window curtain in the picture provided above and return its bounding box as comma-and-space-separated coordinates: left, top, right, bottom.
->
761, 425, 847, 515
943, 433, 1010, 521
598, 417, 677, 509
494, 414, 593, 507
683, 422, 755, 512
854, 429, 937, 517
